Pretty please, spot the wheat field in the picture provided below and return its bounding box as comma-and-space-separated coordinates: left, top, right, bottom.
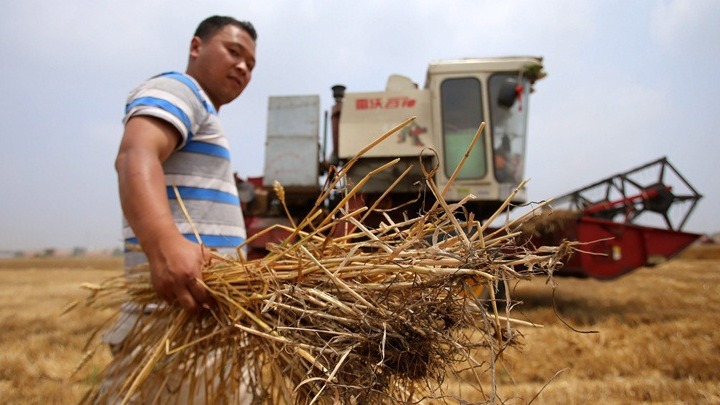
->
1, 245, 718, 404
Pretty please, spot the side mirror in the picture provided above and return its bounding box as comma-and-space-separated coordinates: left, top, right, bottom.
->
497, 79, 518, 108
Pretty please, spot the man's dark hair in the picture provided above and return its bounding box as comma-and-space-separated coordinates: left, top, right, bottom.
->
194, 15, 257, 41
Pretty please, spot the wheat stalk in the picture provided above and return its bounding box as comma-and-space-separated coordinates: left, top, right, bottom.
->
75, 120, 574, 404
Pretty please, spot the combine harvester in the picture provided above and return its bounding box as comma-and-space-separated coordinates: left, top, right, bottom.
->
239, 56, 703, 280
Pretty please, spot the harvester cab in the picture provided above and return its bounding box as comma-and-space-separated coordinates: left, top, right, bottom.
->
331, 56, 547, 220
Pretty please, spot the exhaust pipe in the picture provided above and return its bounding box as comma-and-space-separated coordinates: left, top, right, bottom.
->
329, 85, 346, 165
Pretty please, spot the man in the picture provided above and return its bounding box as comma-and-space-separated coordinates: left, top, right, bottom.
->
117, 15, 256, 311
100, 16, 257, 403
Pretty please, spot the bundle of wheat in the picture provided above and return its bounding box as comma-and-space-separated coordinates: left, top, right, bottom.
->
74, 119, 573, 404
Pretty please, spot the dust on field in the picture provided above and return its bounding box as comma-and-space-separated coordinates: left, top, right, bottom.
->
1, 246, 719, 404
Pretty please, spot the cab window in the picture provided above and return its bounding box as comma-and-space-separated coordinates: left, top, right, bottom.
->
440, 78, 486, 179
489, 74, 530, 184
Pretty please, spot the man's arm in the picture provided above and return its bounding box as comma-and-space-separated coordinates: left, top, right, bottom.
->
115, 115, 209, 311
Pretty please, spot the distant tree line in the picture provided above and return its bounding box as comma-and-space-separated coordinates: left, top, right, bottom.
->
4, 247, 124, 258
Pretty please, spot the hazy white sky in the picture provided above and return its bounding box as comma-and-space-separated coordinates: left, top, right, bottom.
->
1, 0, 718, 251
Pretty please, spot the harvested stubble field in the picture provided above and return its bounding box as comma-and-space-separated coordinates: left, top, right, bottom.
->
1, 245, 719, 404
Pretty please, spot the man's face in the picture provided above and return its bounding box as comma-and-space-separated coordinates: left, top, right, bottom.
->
188, 24, 256, 110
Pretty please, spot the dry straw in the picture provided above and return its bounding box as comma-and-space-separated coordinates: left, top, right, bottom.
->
75, 118, 574, 404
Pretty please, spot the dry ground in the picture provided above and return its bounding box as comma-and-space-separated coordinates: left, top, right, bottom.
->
445, 243, 720, 404
0, 257, 120, 404
1, 246, 718, 404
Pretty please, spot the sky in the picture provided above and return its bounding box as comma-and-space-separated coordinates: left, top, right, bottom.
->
1, 0, 718, 252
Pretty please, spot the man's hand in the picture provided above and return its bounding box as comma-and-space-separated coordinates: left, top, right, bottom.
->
116, 115, 211, 311
145, 234, 210, 312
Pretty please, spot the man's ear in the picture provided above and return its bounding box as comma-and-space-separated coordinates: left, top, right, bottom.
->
189, 36, 202, 59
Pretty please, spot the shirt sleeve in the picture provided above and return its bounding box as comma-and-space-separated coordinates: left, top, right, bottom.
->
123, 75, 205, 150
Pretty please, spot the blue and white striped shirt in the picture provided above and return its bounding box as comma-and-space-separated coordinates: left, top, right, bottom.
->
122, 72, 246, 254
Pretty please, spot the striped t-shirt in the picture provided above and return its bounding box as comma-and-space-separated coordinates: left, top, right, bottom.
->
122, 71, 246, 256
